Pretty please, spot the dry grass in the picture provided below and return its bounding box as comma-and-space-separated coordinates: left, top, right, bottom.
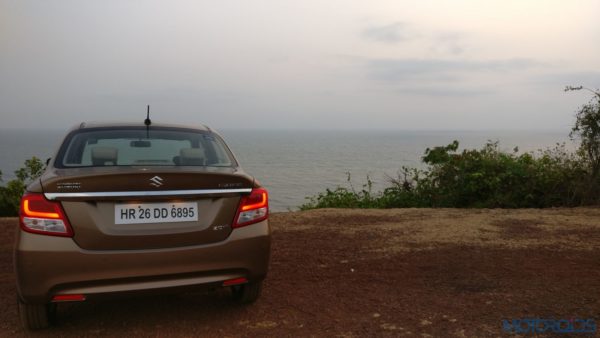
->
271, 207, 600, 252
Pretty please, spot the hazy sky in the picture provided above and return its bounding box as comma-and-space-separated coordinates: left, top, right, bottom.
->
1, 0, 599, 130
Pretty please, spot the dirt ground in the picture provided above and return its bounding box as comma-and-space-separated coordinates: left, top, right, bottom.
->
1, 208, 599, 337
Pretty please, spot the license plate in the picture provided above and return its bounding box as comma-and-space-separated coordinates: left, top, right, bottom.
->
115, 202, 198, 224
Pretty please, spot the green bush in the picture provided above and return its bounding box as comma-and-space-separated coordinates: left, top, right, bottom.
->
301, 141, 593, 210
0, 157, 45, 216
300, 173, 382, 210
568, 88, 600, 203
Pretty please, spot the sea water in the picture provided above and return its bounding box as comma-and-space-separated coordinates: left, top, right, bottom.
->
0, 128, 574, 211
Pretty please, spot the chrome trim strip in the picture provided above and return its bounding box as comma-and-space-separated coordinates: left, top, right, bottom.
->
44, 188, 252, 200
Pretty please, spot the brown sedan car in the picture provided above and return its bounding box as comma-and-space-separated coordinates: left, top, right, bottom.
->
14, 122, 270, 329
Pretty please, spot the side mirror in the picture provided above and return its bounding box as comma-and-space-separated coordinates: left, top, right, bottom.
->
45, 158, 51, 166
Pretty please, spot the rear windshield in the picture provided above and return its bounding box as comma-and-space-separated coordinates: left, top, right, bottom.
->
55, 127, 236, 168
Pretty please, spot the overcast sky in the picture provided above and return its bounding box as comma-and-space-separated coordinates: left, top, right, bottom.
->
1, 0, 599, 130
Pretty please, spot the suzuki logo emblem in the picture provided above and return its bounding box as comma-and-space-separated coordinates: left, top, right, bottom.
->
149, 176, 164, 187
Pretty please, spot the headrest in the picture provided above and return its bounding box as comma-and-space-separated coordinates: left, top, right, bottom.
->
91, 146, 118, 165
180, 148, 205, 165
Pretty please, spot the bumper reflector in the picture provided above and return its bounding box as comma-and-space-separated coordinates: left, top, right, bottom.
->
52, 294, 86, 302
222, 277, 248, 286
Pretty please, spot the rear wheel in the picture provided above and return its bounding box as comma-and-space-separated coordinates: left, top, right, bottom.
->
18, 299, 56, 330
231, 281, 262, 304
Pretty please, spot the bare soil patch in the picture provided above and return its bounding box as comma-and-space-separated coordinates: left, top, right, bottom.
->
1, 208, 599, 337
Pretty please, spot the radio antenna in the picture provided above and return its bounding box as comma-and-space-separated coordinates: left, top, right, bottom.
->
144, 105, 151, 126
144, 105, 151, 138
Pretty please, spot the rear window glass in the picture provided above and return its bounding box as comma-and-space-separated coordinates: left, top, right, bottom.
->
56, 128, 236, 168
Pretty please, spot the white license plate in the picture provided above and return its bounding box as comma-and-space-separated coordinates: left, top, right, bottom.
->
115, 202, 198, 224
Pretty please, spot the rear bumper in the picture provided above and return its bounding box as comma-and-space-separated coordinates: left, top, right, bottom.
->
15, 220, 270, 304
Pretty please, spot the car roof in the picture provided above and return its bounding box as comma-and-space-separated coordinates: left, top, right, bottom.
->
69, 121, 212, 132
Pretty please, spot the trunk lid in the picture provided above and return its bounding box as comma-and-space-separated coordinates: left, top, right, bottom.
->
40, 166, 255, 250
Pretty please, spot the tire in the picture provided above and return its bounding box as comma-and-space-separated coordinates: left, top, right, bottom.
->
231, 281, 262, 304
18, 299, 56, 330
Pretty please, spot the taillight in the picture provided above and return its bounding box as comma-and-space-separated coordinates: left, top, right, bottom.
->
222, 277, 248, 286
19, 193, 73, 237
233, 188, 268, 228
52, 294, 86, 302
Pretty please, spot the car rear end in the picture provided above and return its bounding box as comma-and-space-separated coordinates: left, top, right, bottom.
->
14, 124, 270, 329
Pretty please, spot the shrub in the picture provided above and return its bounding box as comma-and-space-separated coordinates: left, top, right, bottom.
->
300, 173, 383, 210
0, 157, 45, 216
567, 87, 600, 203
301, 141, 593, 210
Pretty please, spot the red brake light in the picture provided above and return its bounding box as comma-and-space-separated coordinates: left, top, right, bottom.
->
222, 277, 248, 286
19, 193, 73, 237
52, 294, 86, 302
233, 188, 268, 228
